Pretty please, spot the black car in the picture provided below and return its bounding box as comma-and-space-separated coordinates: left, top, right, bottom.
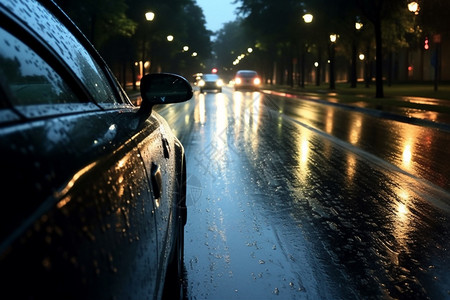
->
0, 0, 192, 299
233, 70, 261, 91
198, 73, 224, 93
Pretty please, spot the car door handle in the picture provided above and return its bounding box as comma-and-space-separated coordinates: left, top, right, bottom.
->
151, 163, 162, 200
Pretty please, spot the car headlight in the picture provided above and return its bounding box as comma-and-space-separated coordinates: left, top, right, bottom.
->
235, 77, 242, 85
253, 78, 261, 85
216, 79, 224, 87
198, 80, 205, 87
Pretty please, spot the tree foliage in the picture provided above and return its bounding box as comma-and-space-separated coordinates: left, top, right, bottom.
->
231, 0, 446, 97
55, 0, 212, 78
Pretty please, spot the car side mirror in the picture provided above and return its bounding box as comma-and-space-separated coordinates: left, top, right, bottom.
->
137, 73, 192, 127
140, 73, 193, 107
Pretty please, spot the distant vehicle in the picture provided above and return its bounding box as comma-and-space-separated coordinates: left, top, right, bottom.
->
234, 70, 261, 91
0, 0, 192, 298
193, 72, 203, 86
198, 73, 224, 93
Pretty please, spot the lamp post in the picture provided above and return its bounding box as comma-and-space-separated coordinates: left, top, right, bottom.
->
329, 34, 337, 90
301, 13, 313, 88
142, 11, 155, 76
351, 21, 363, 88
408, 1, 419, 14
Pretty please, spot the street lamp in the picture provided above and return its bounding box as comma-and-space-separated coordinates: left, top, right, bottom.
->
167, 35, 174, 42
302, 13, 313, 24
351, 21, 363, 88
145, 11, 155, 21
329, 34, 337, 90
301, 13, 313, 88
141, 11, 156, 77
408, 2, 419, 14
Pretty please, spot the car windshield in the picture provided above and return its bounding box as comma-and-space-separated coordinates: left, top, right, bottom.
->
236, 71, 257, 78
203, 74, 219, 81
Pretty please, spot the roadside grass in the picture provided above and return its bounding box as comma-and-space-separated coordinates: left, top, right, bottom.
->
267, 82, 450, 114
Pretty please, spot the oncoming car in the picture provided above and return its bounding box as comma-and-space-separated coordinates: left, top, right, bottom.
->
234, 70, 261, 91
0, 0, 192, 299
198, 73, 224, 93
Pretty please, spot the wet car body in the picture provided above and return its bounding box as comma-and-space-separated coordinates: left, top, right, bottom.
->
234, 70, 261, 91
198, 73, 223, 93
0, 0, 191, 299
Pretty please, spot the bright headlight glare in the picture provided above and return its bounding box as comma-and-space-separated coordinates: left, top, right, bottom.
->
254, 78, 261, 85
235, 78, 242, 84
198, 80, 205, 87
216, 79, 224, 87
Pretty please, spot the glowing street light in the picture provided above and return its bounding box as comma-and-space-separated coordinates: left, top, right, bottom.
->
408, 1, 419, 14
329, 34, 337, 90
330, 34, 337, 43
300, 13, 314, 87
145, 11, 155, 21
167, 35, 174, 42
355, 22, 363, 30
247, 47, 253, 53
302, 13, 313, 24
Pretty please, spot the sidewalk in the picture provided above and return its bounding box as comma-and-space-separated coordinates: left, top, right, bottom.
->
263, 82, 450, 132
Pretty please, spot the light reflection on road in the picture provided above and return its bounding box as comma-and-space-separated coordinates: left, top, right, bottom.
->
158, 87, 450, 299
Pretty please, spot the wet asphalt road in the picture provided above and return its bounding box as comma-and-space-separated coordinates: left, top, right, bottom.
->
156, 86, 450, 299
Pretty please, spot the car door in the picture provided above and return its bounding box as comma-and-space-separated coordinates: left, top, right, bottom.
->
0, 1, 162, 298
136, 113, 180, 274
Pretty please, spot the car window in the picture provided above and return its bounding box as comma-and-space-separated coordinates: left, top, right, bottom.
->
204, 74, 219, 80
3, 0, 118, 105
0, 26, 79, 107
237, 71, 257, 77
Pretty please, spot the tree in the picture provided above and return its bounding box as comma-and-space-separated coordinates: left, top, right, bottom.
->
235, 0, 305, 85
55, 0, 136, 49
355, 0, 414, 98
214, 20, 253, 78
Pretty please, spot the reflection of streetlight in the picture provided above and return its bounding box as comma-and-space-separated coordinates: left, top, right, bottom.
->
329, 34, 337, 90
